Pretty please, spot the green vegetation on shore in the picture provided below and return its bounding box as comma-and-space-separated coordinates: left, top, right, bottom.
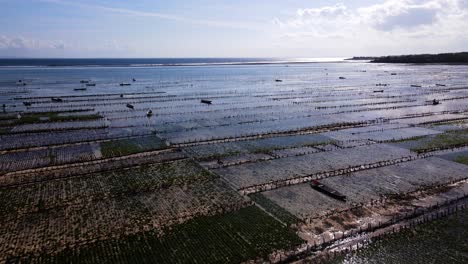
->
18, 206, 304, 264
371, 52, 468, 64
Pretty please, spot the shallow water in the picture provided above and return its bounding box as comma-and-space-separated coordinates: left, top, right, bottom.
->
330, 209, 468, 264
1, 60, 467, 262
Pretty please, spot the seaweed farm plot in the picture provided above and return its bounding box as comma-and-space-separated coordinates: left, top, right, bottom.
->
213, 143, 416, 190
1, 62, 468, 262
0, 149, 187, 187
322, 124, 443, 142
258, 156, 468, 228
0, 143, 101, 173
427, 119, 468, 132
17, 206, 303, 264
390, 128, 468, 153
183, 133, 333, 159
0, 160, 253, 260
0, 128, 130, 150
100, 135, 168, 158
183, 133, 335, 168
438, 149, 468, 165
331, 209, 468, 264
0, 159, 221, 216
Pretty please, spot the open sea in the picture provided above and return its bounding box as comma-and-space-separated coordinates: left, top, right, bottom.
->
0, 58, 348, 67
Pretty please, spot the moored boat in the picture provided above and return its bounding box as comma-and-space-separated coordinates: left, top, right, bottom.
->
310, 180, 346, 201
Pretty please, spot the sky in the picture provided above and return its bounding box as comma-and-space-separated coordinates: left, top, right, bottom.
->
0, 0, 467, 58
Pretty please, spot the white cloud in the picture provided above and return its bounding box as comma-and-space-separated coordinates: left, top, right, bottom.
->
358, 0, 468, 31
278, 3, 356, 38
0, 35, 145, 57
272, 0, 468, 55
0, 36, 67, 50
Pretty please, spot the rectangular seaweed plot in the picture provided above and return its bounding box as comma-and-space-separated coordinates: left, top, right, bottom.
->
0, 159, 214, 216
262, 157, 468, 219
183, 133, 332, 160
100, 135, 167, 158
323, 125, 442, 142
214, 144, 415, 189
0, 143, 100, 173
0, 179, 248, 259
14, 206, 304, 264
249, 193, 300, 226
438, 149, 468, 165
161, 115, 343, 144
262, 183, 350, 219
319, 157, 468, 204
390, 128, 468, 152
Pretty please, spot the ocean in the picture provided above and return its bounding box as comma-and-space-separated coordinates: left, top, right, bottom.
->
0, 58, 348, 67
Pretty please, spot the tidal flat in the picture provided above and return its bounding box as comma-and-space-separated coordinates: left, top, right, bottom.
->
0, 61, 467, 263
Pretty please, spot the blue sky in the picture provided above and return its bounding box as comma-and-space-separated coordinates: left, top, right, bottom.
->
1, 0, 467, 57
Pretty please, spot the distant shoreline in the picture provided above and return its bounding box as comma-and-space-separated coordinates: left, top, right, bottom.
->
348, 52, 468, 64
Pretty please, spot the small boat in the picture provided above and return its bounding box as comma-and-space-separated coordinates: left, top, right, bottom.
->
126, 103, 134, 109
373, 90, 384, 93
376, 83, 388, 86
120, 94, 124, 98
51, 98, 63, 102
411, 85, 422, 88
146, 110, 153, 117
436, 84, 446, 87
86, 83, 96, 87
432, 99, 440, 105
339, 77, 346, 80
80, 80, 90, 84
201, 99, 212, 105
23, 102, 32, 106
391, 73, 397, 75
132, 78, 136, 82
120, 83, 131, 86
275, 79, 283, 82
74, 88, 87, 91
310, 180, 346, 201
